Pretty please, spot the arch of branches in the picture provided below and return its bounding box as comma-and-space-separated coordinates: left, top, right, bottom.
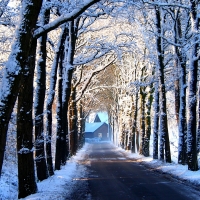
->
0, 0, 199, 198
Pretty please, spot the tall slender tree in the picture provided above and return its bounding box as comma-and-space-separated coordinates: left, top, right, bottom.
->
55, 32, 66, 170
46, 26, 68, 175
143, 80, 154, 157
155, 6, 171, 163
175, 9, 188, 165
34, 4, 50, 181
153, 73, 159, 159
61, 19, 79, 162
139, 67, 146, 155
17, 37, 38, 199
187, 0, 199, 171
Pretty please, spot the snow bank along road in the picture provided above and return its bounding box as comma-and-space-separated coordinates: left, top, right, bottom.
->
67, 142, 200, 200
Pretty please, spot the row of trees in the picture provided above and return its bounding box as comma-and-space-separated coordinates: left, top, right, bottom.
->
110, 0, 199, 170
0, 0, 199, 198
80, 0, 200, 172
0, 0, 116, 198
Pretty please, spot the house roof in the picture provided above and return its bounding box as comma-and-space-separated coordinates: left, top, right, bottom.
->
87, 112, 108, 123
85, 122, 105, 132
94, 114, 101, 122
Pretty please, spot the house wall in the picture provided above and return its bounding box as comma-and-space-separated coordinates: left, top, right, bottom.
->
85, 132, 93, 138
93, 123, 109, 140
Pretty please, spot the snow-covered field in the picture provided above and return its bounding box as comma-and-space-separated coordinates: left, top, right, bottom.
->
1, 141, 200, 200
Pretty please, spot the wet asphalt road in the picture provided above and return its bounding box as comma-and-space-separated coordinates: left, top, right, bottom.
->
67, 142, 200, 200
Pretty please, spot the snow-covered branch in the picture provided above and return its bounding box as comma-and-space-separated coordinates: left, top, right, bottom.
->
143, 0, 190, 9
74, 49, 111, 66
34, 0, 100, 38
76, 55, 116, 102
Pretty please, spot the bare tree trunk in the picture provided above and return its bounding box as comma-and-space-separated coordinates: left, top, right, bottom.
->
69, 87, 78, 155
77, 102, 83, 149
112, 115, 115, 144
187, 0, 199, 171
197, 86, 200, 153
156, 7, 171, 163
0, 0, 42, 177
133, 91, 140, 152
17, 39, 37, 199
81, 110, 86, 147
131, 96, 138, 153
139, 86, 146, 155
153, 77, 159, 159
34, 8, 50, 181
121, 122, 125, 149
61, 19, 79, 161
55, 54, 64, 170
176, 21, 187, 164
143, 84, 153, 157
139, 66, 146, 155
172, 9, 181, 125
130, 100, 135, 152
46, 27, 68, 175
177, 63, 187, 164
61, 68, 73, 160
174, 63, 180, 124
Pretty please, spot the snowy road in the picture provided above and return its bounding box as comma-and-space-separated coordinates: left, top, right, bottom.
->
67, 142, 200, 200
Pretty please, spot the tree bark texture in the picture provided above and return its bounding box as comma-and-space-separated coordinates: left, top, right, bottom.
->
69, 87, 78, 155
139, 86, 146, 155
17, 39, 37, 199
34, 8, 50, 181
55, 55, 64, 170
176, 14, 187, 165
46, 27, 68, 175
61, 19, 79, 162
187, 0, 199, 171
143, 85, 153, 157
156, 7, 171, 163
77, 102, 83, 149
153, 79, 159, 159
0, 0, 42, 176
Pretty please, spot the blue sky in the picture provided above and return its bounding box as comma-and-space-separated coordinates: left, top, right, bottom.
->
88, 112, 108, 123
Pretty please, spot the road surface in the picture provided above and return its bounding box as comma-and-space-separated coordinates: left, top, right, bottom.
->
67, 142, 200, 200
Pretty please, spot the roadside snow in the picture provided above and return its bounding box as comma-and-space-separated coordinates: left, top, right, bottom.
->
0, 143, 90, 200
118, 147, 200, 187
23, 144, 90, 200
0, 160, 17, 200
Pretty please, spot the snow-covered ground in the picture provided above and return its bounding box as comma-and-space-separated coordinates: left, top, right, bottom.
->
1, 142, 200, 200
0, 143, 90, 200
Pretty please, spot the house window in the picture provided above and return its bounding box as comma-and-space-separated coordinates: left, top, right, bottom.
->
107, 132, 109, 138
98, 133, 102, 138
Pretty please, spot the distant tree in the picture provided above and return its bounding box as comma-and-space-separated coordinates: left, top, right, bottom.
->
69, 86, 78, 155
143, 76, 154, 157
131, 79, 139, 153
77, 100, 85, 149
139, 66, 147, 155
153, 72, 159, 159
